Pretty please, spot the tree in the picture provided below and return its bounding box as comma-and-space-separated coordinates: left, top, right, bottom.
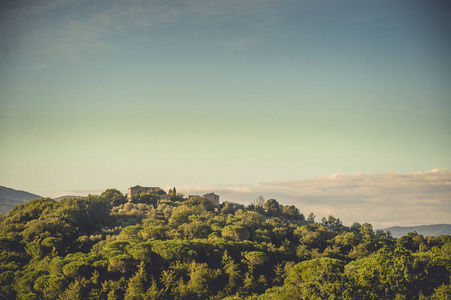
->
345, 246, 437, 299
180, 221, 212, 240
397, 231, 426, 252
350, 222, 361, 234
141, 226, 167, 240
108, 254, 134, 273
254, 196, 265, 208
281, 205, 303, 221
34, 275, 66, 300
168, 206, 196, 229
41, 237, 63, 256
244, 251, 268, 267
62, 261, 90, 278
222, 250, 241, 294
131, 191, 160, 207
183, 196, 215, 212
0, 271, 16, 299
125, 262, 148, 300
222, 225, 250, 242
285, 257, 345, 286
360, 223, 374, 240
264, 199, 280, 216
186, 261, 218, 298
221, 202, 243, 215
128, 242, 153, 263
101, 189, 127, 207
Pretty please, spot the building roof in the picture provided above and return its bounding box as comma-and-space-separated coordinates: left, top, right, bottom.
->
129, 185, 160, 190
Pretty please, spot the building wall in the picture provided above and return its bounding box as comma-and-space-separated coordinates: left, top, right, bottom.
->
204, 193, 220, 206
127, 185, 160, 200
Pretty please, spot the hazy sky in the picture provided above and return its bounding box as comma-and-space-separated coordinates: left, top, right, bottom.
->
1, 0, 450, 226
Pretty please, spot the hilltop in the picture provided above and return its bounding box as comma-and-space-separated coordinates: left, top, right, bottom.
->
0, 186, 42, 215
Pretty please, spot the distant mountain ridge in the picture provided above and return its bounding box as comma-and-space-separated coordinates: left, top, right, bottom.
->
383, 224, 451, 238
0, 186, 42, 215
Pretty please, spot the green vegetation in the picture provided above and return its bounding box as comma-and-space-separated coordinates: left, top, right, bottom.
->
0, 189, 450, 299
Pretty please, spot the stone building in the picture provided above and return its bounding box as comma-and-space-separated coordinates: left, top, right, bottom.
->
203, 192, 220, 206
188, 192, 220, 206
127, 185, 166, 201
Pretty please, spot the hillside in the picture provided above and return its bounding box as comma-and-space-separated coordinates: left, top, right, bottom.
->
0, 186, 42, 215
0, 188, 449, 299
384, 224, 451, 238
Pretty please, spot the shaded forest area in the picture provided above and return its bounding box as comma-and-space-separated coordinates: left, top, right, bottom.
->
0, 188, 450, 299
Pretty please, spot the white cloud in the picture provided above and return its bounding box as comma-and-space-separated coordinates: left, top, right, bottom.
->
178, 169, 451, 228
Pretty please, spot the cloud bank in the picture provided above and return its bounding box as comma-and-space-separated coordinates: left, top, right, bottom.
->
178, 169, 451, 228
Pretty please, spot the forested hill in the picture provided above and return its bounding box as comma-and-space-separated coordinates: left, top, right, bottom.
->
0, 186, 42, 215
0, 188, 450, 299
384, 224, 451, 238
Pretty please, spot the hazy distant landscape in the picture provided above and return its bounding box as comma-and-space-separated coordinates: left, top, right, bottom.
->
0, 186, 41, 215
383, 224, 451, 238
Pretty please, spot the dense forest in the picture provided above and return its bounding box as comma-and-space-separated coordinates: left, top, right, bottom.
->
0, 188, 450, 299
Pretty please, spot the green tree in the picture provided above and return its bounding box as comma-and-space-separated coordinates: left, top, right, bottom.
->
180, 221, 212, 240
141, 226, 167, 240
222, 225, 251, 242
222, 250, 241, 294
62, 261, 91, 278
108, 254, 134, 273
186, 261, 219, 298
285, 257, 345, 286
360, 222, 374, 240
34, 275, 66, 300
183, 196, 215, 212
101, 189, 127, 207
125, 262, 148, 300
245, 251, 268, 268
264, 199, 280, 216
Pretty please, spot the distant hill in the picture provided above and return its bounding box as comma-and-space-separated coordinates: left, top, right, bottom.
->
52, 195, 83, 201
383, 224, 451, 238
0, 186, 42, 215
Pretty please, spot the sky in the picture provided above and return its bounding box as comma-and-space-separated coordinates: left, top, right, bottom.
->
1, 0, 450, 227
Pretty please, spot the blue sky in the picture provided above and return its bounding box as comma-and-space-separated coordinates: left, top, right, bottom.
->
0, 0, 450, 226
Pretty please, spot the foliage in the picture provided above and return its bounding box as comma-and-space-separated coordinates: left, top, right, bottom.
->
0, 188, 449, 299
222, 226, 251, 242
